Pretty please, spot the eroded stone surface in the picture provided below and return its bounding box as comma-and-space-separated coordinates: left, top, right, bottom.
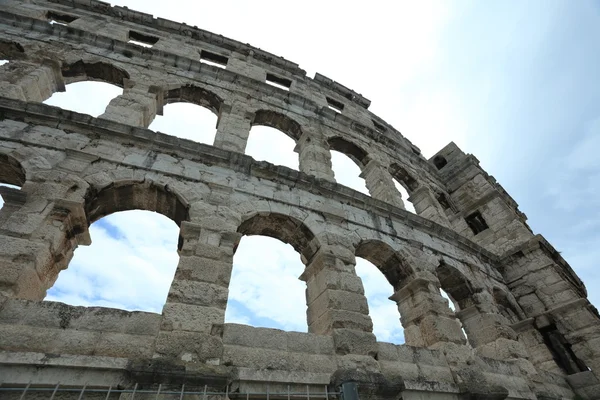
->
0, 1, 598, 399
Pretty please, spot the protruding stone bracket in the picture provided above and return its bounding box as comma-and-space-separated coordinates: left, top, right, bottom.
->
51, 198, 91, 246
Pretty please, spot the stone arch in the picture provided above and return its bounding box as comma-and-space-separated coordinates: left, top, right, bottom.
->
61, 60, 130, 87
389, 163, 419, 193
251, 110, 303, 141
0, 39, 25, 61
327, 136, 369, 168
84, 180, 190, 227
0, 152, 26, 186
355, 239, 414, 290
165, 84, 223, 116
435, 261, 476, 310
236, 212, 319, 262
493, 286, 525, 324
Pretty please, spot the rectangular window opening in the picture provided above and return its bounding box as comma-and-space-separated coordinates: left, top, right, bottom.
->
47, 11, 78, 25
128, 30, 159, 48
266, 73, 292, 91
200, 50, 228, 69
326, 97, 344, 113
465, 211, 489, 235
372, 119, 387, 133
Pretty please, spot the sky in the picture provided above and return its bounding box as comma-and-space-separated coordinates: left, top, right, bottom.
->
1, 0, 599, 345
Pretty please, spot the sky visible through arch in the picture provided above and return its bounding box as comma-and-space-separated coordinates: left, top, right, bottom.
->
1, 0, 595, 345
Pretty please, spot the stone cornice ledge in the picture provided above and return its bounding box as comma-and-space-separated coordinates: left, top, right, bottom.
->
0, 97, 498, 264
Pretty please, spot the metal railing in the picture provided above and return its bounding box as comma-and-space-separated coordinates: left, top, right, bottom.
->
0, 383, 344, 400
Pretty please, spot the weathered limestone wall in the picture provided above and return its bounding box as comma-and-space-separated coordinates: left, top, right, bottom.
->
0, 1, 598, 399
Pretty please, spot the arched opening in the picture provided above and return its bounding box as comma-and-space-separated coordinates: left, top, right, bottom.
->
44, 81, 122, 116
393, 179, 415, 213
436, 262, 473, 344
149, 85, 222, 144
389, 164, 419, 213
246, 111, 301, 170
150, 103, 217, 144
44, 61, 128, 116
0, 39, 25, 65
46, 210, 180, 312
46, 181, 189, 312
0, 153, 25, 219
226, 236, 307, 331
355, 240, 413, 344
226, 213, 318, 332
328, 137, 369, 195
433, 155, 448, 170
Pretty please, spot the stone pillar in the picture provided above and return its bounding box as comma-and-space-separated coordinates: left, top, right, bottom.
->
301, 248, 377, 357
156, 221, 239, 364
0, 180, 89, 300
213, 102, 253, 153
391, 274, 466, 348
0, 60, 64, 102
409, 186, 451, 227
360, 160, 405, 209
98, 82, 161, 127
457, 305, 529, 360
294, 130, 335, 181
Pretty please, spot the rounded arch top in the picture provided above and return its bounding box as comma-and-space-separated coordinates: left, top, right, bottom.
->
84, 180, 190, 227
327, 137, 369, 168
165, 84, 223, 116
61, 60, 130, 87
237, 212, 319, 262
389, 163, 420, 192
355, 239, 415, 290
251, 110, 303, 141
0, 153, 26, 186
435, 261, 476, 310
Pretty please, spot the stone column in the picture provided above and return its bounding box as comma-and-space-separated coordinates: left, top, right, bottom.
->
0, 60, 64, 102
360, 159, 405, 209
391, 274, 466, 348
98, 82, 161, 127
156, 221, 239, 364
0, 180, 89, 300
301, 248, 378, 357
213, 102, 253, 153
409, 186, 451, 227
294, 130, 335, 181
457, 305, 529, 360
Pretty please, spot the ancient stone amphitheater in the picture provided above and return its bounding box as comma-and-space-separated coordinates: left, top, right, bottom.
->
0, 1, 599, 399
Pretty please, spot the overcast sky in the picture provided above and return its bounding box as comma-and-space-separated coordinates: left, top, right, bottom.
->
2, 0, 599, 345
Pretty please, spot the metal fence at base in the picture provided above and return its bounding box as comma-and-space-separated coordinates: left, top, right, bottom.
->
0, 383, 348, 400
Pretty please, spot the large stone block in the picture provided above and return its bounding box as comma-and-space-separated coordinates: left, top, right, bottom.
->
332, 328, 378, 357
160, 303, 224, 333
155, 330, 224, 362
